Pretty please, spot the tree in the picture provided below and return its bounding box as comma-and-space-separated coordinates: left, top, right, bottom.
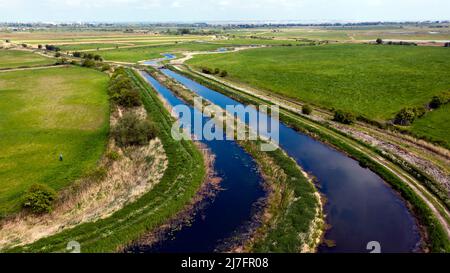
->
333, 110, 355, 124
376, 38, 383, 45
94, 54, 103, 61
38, 44, 43, 49
444, 42, 450, 48
113, 113, 157, 147
73, 51, 82, 58
302, 104, 313, 115
5, 39, 10, 43
394, 108, 416, 126
22, 184, 57, 214
55, 52, 61, 57
22, 43, 27, 48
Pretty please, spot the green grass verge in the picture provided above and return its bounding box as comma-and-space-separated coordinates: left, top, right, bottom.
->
58, 43, 130, 51
0, 49, 55, 69
186, 44, 450, 121
170, 65, 450, 253
0, 66, 109, 216
6, 68, 205, 253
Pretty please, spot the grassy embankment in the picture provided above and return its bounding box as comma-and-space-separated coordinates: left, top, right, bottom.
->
8, 68, 205, 252
170, 65, 450, 252
147, 68, 323, 252
0, 49, 55, 69
186, 44, 450, 147
0, 66, 109, 216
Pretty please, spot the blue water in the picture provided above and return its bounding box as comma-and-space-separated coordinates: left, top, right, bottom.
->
161, 68, 421, 253
142, 53, 177, 66
133, 71, 265, 253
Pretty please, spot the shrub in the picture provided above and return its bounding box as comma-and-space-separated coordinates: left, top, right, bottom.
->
38, 44, 43, 49
302, 104, 313, 115
22, 184, 57, 214
106, 151, 121, 161
444, 42, 450, 48
219, 70, 228, 77
54, 52, 61, 58
101, 64, 111, 72
113, 113, 157, 147
214, 68, 220, 75
116, 88, 142, 107
201, 67, 212, 74
333, 110, 355, 124
94, 54, 103, 61
84, 53, 94, 60
5, 39, 10, 43
430, 96, 443, 109
55, 58, 68, 65
376, 38, 383, 44
82, 59, 96, 68
73, 51, 82, 58
21, 43, 27, 48
394, 108, 416, 126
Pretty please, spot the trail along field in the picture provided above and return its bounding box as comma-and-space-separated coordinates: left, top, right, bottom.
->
0, 66, 109, 215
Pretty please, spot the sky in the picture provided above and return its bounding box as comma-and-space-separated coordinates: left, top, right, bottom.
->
0, 0, 449, 23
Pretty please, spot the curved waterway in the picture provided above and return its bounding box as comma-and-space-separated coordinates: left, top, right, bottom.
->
161, 68, 422, 253
132, 71, 265, 252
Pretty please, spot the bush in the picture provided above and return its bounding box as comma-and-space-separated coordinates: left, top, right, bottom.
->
302, 104, 313, 115
21, 43, 27, 48
333, 110, 355, 124
214, 68, 220, 75
101, 64, 111, 72
54, 52, 61, 58
55, 58, 68, 65
444, 42, 450, 48
219, 70, 228, 77
430, 96, 443, 109
38, 44, 43, 49
116, 88, 142, 107
113, 113, 157, 147
94, 54, 103, 61
394, 108, 416, 125
73, 51, 82, 58
201, 67, 213, 74
22, 184, 57, 214
82, 59, 96, 68
376, 38, 383, 44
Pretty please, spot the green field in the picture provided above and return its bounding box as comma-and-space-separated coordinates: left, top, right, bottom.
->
411, 104, 450, 148
0, 66, 109, 215
100, 42, 225, 63
187, 44, 450, 121
58, 43, 131, 51
0, 50, 55, 69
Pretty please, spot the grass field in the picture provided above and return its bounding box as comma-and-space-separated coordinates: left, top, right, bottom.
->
411, 104, 450, 148
0, 66, 109, 215
11, 69, 205, 252
100, 42, 225, 62
187, 44, 450, 121
0, 50, 54, 69
58, 43, 132, 51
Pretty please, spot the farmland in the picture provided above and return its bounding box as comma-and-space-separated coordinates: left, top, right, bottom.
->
411, 104, 450, 147
99, 42, 227, 63
0, 49, 54, 69
186, 44, 450, 121
0, 66, 109, 215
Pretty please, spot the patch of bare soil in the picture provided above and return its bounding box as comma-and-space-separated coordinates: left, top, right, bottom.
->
0, 106, 168, 250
